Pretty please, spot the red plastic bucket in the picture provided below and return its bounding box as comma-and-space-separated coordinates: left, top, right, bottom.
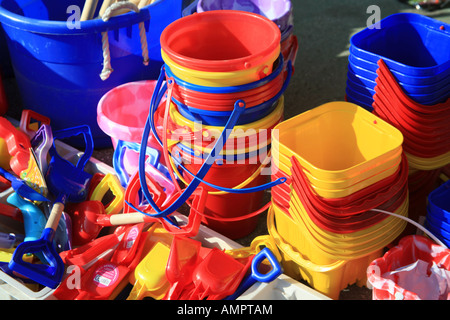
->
290, 153, 409, 217
171, 144, 268, 239
372, 106, 450, 158
171, 74, 284, 110
375, 60, 450, 114
367, 235, 450, 300
160, 10, 281, 73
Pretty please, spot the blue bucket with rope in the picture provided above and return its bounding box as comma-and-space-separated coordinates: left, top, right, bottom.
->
0, 0, 182, 147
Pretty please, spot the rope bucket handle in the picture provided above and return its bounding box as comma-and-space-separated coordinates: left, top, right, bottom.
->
100, 1, 149, 80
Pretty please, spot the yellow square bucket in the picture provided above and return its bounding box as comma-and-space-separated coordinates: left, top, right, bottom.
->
272, 102, 403, 181
272, 142, 403, 198
268, 205, 383, 300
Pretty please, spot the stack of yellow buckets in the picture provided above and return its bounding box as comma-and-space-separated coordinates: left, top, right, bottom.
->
269, 101, 408, 299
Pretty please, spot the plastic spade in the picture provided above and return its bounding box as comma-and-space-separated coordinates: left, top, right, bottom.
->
188, 247, 246, 300
68, 199, 160, 246
8, 125, 93, 288
127, 241, 171, 300
164, 236, 202, 300
225, 248, 282, 300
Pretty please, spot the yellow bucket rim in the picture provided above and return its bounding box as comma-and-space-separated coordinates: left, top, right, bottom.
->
272, 144, 402, 196
272, 150, 402, 199
405, 151, 450, 170
268, 205, 383, 268
162, 48, 280, 87
271, 102, 404, 179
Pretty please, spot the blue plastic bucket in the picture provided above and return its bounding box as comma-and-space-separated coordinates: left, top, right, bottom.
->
347, 68, 450, 95
0, 0, 181, 147
346, 74, 448, 106
426, 211, 450, 233
424, 218, 450, 248
427, 180, 450, 220
345, 87, 374, 111
348, 52, 450, 86
348, 55, 450, 88
350, 13, 450, 77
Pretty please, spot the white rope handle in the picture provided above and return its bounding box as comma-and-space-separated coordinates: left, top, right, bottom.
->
100, 1, 149, 80
370, 208, 448, 249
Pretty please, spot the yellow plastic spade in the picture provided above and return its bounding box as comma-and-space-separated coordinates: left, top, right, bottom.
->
127, 241, 171, 300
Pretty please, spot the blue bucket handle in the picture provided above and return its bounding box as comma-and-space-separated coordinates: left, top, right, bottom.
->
48, 125, 94, 171
170, 59, 292, 125
170, 148, 286, 194
137, 66, 245, 220
150, 63, 291, 194
225, 247, 282, 300
113, 139, 162, 187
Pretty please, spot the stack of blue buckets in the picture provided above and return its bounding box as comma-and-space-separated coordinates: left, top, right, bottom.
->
346, 13, 450, 111
425, 180, 450, 248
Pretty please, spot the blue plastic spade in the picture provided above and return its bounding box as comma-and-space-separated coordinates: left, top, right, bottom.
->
225, 248, 282, 300
9, 125, 93, 288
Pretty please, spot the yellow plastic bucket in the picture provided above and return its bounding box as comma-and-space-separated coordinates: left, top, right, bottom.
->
162, 48, 280, 87
272, 143, 402, 198
272, 102, 404, 181
273, 198, 407, 263
267, 205, 383, 300
406, 151, 450, 171
289, 191, 408, 246
273, 143, 402, 191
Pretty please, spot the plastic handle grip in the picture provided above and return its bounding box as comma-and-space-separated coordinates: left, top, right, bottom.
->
225, 248, 282, 300
49, 125, 94, 170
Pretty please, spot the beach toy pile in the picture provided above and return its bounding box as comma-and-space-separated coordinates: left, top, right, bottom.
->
268, 101, 411, 299
0, 110, 286, 301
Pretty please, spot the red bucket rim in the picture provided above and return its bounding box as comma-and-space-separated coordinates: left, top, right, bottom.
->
171, 73, 284, 110
160, 10, 281, 72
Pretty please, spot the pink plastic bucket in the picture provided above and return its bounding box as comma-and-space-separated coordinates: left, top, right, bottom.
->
97, 80, 165, 178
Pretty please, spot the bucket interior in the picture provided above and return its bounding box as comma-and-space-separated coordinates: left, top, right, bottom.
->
354, 19, 450, 68
0, 0, 93, 21
100, 82, 156, 132
163, 13, 278, 62
278, 108, 402, 171
198, 0, 291, 21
